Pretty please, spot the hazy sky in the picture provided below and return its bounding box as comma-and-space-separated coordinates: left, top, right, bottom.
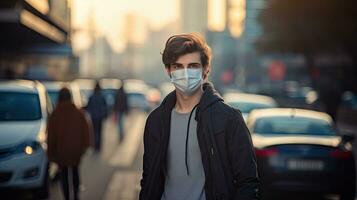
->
72, 0, 180, 52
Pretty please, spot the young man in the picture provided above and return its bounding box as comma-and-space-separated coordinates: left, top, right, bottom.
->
139, 33, 259, 200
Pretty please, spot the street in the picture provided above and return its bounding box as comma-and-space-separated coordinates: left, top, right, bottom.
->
47, 109, 356, 200
0, 108, 356, 200
49, 109, 146, 200
0, 110, 145, 200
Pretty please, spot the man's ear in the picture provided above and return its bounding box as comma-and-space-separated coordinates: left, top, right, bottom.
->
203, 66, 210, 80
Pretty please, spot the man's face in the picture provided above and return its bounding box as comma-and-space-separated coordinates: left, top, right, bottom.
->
166, 52, 209, 79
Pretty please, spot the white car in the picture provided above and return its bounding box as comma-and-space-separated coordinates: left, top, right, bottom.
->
42, 81, 83, 108
0, 80, 52, 198
100, 78, 122, 112
124, 79, 150, 112
73, 78, 96, 107
223, 92, 278, 122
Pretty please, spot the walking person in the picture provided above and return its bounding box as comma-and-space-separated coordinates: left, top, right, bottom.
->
113, 81, 129, 143
86, 81, 107, 152
139, 33, 259, 200
47, 87, 91, 200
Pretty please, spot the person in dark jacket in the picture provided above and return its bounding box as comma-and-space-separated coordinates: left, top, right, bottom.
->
139, 33, 259, 200
86, 81, 107, 152
47, 87, 91, 200
113, 81, 129, 143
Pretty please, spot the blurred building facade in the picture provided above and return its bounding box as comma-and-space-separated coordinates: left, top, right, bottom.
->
0, 0, 76, 80
234, 0, 266, 88
180, 0, 208, 34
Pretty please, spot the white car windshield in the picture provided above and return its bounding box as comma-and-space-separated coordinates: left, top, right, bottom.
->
254, 116, 336, 136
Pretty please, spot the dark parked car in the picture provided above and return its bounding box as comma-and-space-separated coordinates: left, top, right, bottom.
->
247, 108, 355, 199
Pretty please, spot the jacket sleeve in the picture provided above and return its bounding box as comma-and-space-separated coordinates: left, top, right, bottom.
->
139, 118, 151, 199
228, 110, 259, 200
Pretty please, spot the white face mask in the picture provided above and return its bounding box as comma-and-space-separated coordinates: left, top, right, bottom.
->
170, 68, 203, 96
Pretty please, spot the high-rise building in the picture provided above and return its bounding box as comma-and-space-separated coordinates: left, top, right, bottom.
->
227, 0, 265, 51
181, 0, 208, 34
241, 0, 265, 51
227, 0, 266, 86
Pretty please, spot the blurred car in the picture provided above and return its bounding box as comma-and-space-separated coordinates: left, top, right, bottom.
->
147, 87, 161, 109
124, 79, 150, 112
0, 80, 53, 198
42, 81, 82, 108
247, 108, 355, 199
223, 92, 278, 121
341, 91, 357, 109
73, 78, 95, 107
99, 78, 122, 113
158, 82, 175, 101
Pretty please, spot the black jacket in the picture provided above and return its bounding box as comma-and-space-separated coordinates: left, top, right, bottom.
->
139, 82, 259, 200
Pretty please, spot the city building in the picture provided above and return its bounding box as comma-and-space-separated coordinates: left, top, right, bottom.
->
0, 0, 75, 80
180, 0, 208, 34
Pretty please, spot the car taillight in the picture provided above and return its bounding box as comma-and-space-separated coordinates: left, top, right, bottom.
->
330, 150, 353, 159
255, 147, 278, 157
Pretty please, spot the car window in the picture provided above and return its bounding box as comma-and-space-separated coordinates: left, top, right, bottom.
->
80, 89, 93, 106
0, 92, 42, 121
228, 102, 275, 113
102, 89, 117, 106
46, 92, 53, 115
48, 91, 59, 105
254, 116, 335, 136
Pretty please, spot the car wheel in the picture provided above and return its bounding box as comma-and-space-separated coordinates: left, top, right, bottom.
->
340, 192, 355, 200
339, 177, 356, 200
340, 162, 356, 200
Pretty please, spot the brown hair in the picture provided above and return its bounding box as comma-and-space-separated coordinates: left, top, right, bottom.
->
162, 33, 212, 69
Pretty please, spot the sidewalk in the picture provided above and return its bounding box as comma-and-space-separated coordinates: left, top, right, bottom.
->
103, 110, 146, 200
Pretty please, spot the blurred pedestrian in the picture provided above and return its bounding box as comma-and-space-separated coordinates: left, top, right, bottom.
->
139, 33, 259, 199
47, 87, 91, 200
85, 81, 107, 152
113, 81, 129, 143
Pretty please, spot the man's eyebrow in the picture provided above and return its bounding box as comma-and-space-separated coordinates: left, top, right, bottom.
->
188, 62, 201, 65
172, 62, 201, 65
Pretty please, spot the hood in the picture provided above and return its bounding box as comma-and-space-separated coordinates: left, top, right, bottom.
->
252, 133, 341, 149
0, 120, 44, 148
242, 113, 249, 122
160, 82, 223, 113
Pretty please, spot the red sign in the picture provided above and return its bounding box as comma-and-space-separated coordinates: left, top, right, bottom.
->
221, 69, 234, 84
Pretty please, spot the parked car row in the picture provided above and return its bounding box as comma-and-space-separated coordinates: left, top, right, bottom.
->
0, 78, 155, 198
222, 91, 356, 199
74, 78, 160, 113
0, 80, 52, 198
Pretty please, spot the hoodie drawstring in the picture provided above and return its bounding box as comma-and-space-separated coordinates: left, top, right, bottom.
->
185, 104, 198, 176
